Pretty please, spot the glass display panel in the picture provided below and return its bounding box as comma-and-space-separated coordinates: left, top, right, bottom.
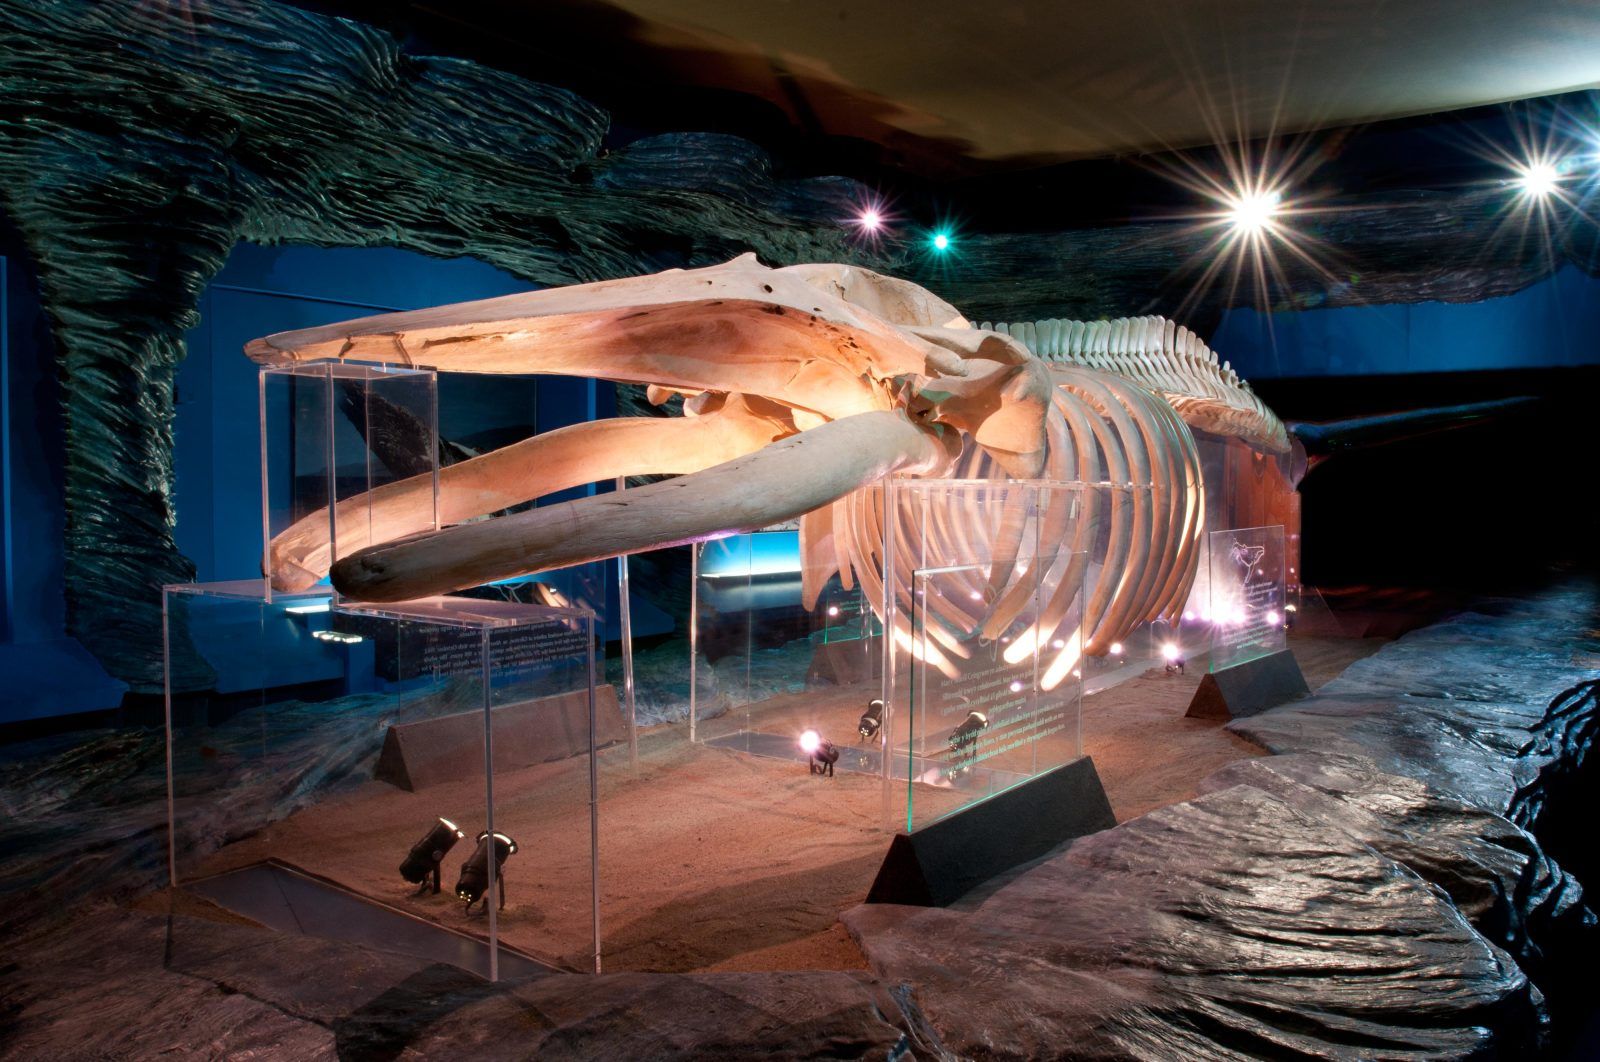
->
164, 583, 602, 983
689, 527, 883, 772
1192, 430, 1302, 638
1207, 524, 1288, 671
885, 480, 1086, 832
682, 477, 1193, 833
1069, 483, 1165, 692
259, 361, 438, 601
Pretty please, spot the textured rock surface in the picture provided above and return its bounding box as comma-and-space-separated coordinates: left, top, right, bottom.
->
1229, 585, 1600, 816
845, 784, 1545, 1058
0, 689, 419, 941
1, 904, 915, 1061
3, 583, 1597, 1058
1198, 753, 1590, 985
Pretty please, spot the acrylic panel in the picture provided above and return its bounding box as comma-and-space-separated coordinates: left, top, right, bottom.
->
1207, 524, 1288, 671
885, 480, 1086, 832
259, 361, 439, 600
689, 527, 884, 771
163, 582, 602, 981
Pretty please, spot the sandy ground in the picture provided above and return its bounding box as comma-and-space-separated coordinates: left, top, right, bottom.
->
1083, 634, 1380, 821
192, 632, 1384, 975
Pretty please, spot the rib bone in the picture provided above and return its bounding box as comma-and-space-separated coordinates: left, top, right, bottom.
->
331, 410, 953, 601
268, 396, 794, 591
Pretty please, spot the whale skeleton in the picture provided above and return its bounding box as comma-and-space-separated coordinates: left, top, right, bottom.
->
246, 254, 1289, 687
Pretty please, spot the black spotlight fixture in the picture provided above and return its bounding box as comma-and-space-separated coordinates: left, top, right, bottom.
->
858, 698, 885, 742
455, 830, 518, 913
1161, 642, 1187, 675
800, 729, 840, 777
947, 711, 988, 779
399, 817, 465, 895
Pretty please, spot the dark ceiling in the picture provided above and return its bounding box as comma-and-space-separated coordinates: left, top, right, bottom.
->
321, 0, 1600, 176
289, 0, 1600, 239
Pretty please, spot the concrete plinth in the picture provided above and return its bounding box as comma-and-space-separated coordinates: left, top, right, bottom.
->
375, 684, 624, 791
866, 755, 1116, 907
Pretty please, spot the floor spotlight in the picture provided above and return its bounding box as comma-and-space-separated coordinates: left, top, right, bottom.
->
455, 830, 518, 913
800, 728, 840, 777
858, 698, 884, 742
399, 817, 465, 895
947, 710, 988, 779
1161, 642, 1186, 675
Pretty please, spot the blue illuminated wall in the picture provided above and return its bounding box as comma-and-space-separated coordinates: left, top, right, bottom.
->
698, 530, 803, 580
1, 246, 127, 721
2, 240, 630, 723
175, 243, 667, 650
1212, 266, 1600, 378
175, 243, 558, 583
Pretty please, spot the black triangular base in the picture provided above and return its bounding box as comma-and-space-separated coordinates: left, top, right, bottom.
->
372, 727, 414, 791
866, 755, 1116, 907
1186, 648, 1309, 721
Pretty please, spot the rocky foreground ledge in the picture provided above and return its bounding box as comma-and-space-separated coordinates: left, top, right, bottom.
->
2, 583, 1597, 1059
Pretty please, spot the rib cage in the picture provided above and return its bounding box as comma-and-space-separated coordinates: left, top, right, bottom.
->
807, 362, 1205, 683
979, 316, 1289, 453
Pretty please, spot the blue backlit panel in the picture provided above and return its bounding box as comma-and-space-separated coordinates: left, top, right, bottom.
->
698, 530, 802, 580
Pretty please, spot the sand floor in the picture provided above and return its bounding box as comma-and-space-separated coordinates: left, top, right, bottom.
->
193, 633, 1383, 974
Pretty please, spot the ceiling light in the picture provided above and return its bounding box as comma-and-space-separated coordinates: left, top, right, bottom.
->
1225, 188, 1283, 233
1516, 161, 1560, 197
